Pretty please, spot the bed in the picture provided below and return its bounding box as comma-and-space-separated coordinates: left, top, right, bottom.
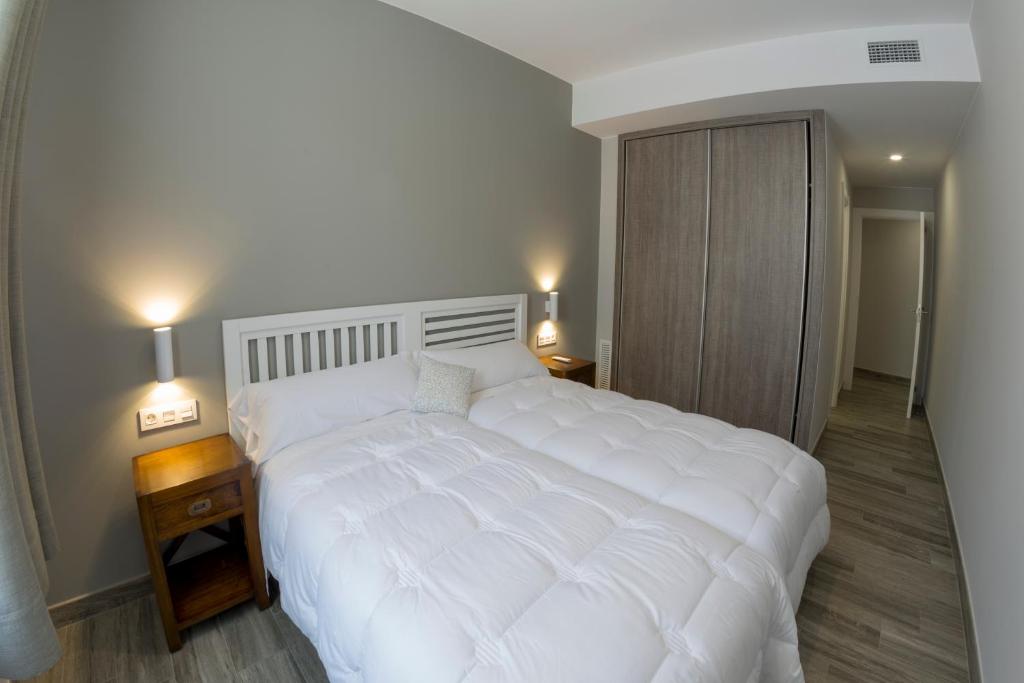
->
465, 376, 829, 604
222, 294, 823, 682
257, 410, 802, 682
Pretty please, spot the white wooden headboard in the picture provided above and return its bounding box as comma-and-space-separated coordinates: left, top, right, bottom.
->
222, 293, 527, 404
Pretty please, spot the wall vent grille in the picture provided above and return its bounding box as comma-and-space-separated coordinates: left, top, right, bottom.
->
597, 339, 612, 390
867, 40, 921, 64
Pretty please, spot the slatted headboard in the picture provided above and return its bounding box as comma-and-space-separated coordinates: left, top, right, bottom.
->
221, 293, 527, 408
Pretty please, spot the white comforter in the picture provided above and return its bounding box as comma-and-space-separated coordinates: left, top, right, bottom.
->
467, 377, 829, 603
259, 412, 804, 682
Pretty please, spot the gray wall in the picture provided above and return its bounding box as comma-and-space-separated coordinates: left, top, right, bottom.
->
23, 0, 600, 604
854, 219, 919, 378
853, 186, 934, 212
928, 0, 1022, 678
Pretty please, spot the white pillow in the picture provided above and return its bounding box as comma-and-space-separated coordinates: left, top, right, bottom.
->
411, 356, 475, 417
420, 340, 548, 392
228, 352, 418, 464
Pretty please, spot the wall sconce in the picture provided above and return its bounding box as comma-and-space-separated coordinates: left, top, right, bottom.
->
538, 291, 559, 347
545, 291, 559, 322
139, 325, 199, 432
154, 326, 174, 383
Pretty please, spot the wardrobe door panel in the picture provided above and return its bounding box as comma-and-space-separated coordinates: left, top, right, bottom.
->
700, 122, 808, 438
616, 131, 708, 411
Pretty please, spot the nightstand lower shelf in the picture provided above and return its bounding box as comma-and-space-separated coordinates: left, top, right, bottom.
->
167, 542, 255, 629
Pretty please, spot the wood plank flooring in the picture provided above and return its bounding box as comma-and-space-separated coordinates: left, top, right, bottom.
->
23, 369, 969, 682
798, 370, 970, 682
22, 598, 328, 683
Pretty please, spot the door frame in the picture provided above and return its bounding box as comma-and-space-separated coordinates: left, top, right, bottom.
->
831, 182, 851, 406
841, 207, 936, 392
907, 212, 927, 417
914, 214, 936, 405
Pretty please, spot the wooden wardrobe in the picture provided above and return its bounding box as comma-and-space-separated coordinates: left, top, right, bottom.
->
612, 111, 827, 449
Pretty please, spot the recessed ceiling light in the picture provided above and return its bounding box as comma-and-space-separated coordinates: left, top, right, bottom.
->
889, 154, 904, 162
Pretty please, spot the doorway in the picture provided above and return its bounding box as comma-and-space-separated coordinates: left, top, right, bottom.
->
840, 208, 935, 416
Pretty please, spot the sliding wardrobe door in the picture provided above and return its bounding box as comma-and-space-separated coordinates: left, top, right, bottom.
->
616, 130, 708, 411
699, 122, 808, 438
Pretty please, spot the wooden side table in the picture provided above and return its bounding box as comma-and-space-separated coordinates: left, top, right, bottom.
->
133, 434, 270, 651
539, 354, 597, 387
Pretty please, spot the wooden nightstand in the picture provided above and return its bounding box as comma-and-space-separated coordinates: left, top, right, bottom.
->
539, 354, 597, 387
133, 434, 270, 651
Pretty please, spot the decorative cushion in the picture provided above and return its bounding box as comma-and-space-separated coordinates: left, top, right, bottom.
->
412, 356, 475, 417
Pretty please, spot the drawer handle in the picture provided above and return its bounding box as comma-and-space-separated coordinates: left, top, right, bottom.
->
187, 498, 213, 516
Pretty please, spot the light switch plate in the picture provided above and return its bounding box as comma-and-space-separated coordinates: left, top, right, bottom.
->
138, 398, 199, 432
537, 330, 557, 347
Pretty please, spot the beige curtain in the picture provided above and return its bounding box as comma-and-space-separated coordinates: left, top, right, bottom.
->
0, 0, 59, 679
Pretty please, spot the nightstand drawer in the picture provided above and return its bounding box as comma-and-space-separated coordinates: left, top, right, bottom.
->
153, 480, 242, 538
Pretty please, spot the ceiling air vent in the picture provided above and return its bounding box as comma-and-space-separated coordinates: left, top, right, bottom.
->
867, 40, 921, 64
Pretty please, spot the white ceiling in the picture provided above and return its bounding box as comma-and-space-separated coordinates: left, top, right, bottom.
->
379, 0, 978, 188
828, 82, 977, 187
580, 81, 978, 187
379, 0, 973, 82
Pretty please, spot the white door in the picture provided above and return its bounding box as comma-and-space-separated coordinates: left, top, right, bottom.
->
907, 212, 926, 418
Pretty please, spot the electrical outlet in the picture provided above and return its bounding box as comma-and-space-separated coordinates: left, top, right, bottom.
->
138, 398, 199, 432
537, 330, 557, 347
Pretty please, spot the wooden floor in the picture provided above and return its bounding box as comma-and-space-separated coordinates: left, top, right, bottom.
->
798, 370, 970, 682
23, 599, 329, 683
24, 369, 969, 682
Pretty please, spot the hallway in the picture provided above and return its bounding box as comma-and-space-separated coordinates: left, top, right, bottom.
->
797, 370, 970, 681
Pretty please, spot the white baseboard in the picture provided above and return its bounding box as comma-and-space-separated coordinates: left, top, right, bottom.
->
923, 407, 982, 682
48, 573, 152, 628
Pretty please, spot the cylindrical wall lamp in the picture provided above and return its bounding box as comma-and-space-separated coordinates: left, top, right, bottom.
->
154, 326, 174, 383
545, 291, 559, 322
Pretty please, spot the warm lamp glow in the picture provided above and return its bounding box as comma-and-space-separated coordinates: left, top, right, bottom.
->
889, 153, 904, 162
537, 318, 558, 347
149, 380, 183, 402
143, 300, 180, 325
526, 239, 565, 294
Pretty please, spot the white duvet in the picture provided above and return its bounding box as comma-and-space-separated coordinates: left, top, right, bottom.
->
259, 411, 805, 683
467, 377, 830, 604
